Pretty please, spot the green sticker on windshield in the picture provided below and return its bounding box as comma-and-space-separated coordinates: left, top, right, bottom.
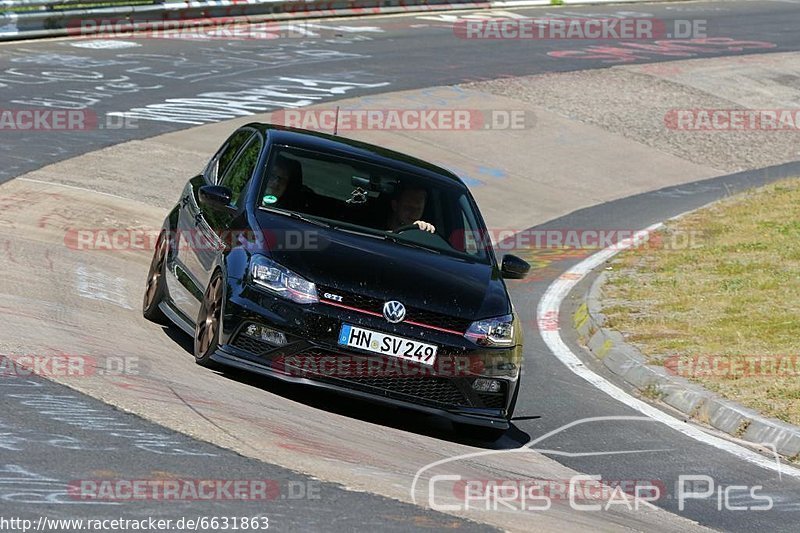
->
262, 195, 278, 204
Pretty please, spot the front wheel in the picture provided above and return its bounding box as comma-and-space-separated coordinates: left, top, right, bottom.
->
194, 272, 224, 368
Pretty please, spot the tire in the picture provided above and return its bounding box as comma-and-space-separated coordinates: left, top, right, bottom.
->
143, 231, 169, 325
194, 272, 224, 368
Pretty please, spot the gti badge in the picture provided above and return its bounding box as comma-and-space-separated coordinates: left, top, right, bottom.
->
383, 300, 406, 323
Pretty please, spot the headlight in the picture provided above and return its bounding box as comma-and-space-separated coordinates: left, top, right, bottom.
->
464, 314, 514, 347
249, 255, 318, 304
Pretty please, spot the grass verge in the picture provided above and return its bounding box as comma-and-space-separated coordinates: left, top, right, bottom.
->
603, 178, 800, 427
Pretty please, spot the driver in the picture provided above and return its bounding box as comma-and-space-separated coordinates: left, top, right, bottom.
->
386, 187, 436, 233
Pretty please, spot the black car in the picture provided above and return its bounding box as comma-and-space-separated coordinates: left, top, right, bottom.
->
143, 123, 530, 434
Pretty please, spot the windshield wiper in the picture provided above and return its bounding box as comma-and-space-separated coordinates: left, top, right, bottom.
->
382, 233, 441, 254
337, 226, 384, 239
265, 208, 333, 228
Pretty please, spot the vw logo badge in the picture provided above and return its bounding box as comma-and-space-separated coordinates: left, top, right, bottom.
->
383, 300, 406, 323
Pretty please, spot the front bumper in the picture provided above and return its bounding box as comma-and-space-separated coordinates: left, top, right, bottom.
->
215, 282, 522, 427
211, 347, 511, 429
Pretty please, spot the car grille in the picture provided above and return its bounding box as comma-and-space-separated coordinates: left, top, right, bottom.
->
292, 349, 473, 408
231, 333, 273, 356
476, 392, 506, 409
317, 286, 473, 334
347, 376, 470, 406
230, 332, 506, 412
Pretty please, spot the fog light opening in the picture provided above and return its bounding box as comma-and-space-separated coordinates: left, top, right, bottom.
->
472, 378, 502, 393
245, 324, 288, 347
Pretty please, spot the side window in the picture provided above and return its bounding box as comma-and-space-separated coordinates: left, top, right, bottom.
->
220, 136, 262, 208
207, 130, 252, 184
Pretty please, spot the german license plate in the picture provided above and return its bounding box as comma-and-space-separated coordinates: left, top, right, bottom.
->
338, 324, 437, 366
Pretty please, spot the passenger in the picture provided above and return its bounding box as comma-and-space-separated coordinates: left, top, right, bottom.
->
263, 156, 304, 210
386, 187, 436, 233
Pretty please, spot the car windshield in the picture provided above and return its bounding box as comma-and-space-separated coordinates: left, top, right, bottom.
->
258, 145, 492, 261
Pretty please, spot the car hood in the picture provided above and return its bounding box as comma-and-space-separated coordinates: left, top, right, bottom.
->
254, 212, 510, 320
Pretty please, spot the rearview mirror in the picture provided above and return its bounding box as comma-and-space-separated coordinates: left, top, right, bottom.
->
199, 185, 232, 209
350, 176, 397, 194
501, 254, 531, 279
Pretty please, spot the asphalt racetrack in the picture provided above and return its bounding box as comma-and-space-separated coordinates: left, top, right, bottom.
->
1, 1, 800, 531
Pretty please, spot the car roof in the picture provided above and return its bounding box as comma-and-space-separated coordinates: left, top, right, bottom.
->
245, 123, 467, 187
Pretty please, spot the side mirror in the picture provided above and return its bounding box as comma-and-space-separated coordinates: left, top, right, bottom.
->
501, 254, 531, 279
199, 185, 232, 209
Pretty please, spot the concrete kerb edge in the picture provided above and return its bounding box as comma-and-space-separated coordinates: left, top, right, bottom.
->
574, 271, 800, 459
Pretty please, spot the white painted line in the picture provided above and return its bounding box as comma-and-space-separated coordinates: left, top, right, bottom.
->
70, 40, 142, 49
537, 223, 800, 479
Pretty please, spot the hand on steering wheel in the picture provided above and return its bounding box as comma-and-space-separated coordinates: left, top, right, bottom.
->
395, 221, 436, 233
